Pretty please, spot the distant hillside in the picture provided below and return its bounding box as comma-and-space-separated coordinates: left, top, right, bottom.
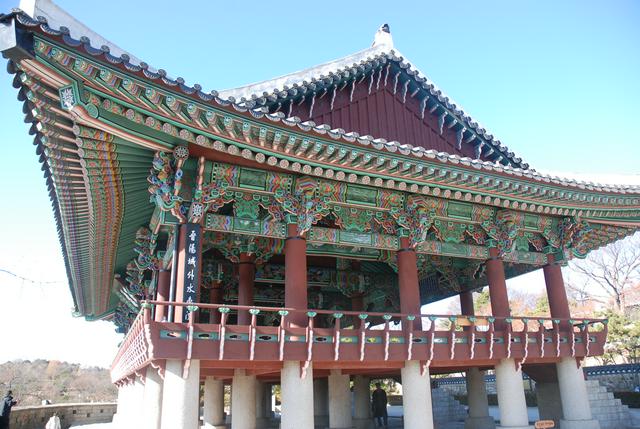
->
0, 360, 116, 406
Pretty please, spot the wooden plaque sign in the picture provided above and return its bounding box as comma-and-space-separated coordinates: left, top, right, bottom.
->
181, 223, 201, 322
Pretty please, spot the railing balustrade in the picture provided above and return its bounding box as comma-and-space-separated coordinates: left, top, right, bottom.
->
110, 300, 607, 383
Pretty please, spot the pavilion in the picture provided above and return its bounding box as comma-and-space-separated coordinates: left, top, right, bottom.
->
2, 1, 639, 429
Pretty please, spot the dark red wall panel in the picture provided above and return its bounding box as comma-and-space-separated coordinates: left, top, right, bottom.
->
290, 83, 476, 159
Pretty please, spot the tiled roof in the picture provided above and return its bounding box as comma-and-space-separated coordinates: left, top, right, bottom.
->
5, 8, 640, 195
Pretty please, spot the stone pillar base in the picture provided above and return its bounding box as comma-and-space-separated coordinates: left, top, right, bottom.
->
559, 419, 600, 429
465, 415, 496, 429
353, 418, 371, 429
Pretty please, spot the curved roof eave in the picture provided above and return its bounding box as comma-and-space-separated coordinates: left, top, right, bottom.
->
4, 6, 640, 199
11, 1, 528, 169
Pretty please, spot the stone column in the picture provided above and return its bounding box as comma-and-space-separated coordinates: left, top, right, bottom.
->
231, 369, 256, 429
460, 293, 495, 429
113, 382, 133, 427
544, 255, 599, 428
536, 381, 563, 425
465, 368, 495, 429
486, 247, 531, 429
353, 375, 371, 429
255, 380, 269, 428
155, 269, 171, 322
142, 367, 163, 429
281, 361, 314, 429
397, 236, 422, 329
556, 357, 600, 429
314, 377, 329, 427
494, 359, 530, 429
125, 381, 140, 426
130, 377, 146, 427
160, 359, 200, 429
237, 253, 255, 325
112, 385, 123, 426
263, 383, 273, 420
285, 223, 308, 327
203, 377, 225, 429
401, 360, 434, 429
328, 369, 352, 429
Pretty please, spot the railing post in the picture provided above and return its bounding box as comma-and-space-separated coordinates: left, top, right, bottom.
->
333, 313, 343, 361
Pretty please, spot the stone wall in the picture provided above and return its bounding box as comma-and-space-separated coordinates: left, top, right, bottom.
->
592, 372, 640, 392
438, 378, 534, 396
9, 402, 116, 429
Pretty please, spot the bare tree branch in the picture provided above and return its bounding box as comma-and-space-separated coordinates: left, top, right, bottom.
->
568, 232, 640, 312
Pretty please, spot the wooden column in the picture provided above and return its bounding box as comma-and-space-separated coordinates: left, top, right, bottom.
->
397, 236, 421, 329
486, 247, 510, 329
209, 283, 223, 324
543, 255, 571, 320
460, 291, 475, 316
351, 294, 365, 328
460, 291, 475, 336
155, 269, 171, 322
237, 253, 256, 325
285, 223, 308, 327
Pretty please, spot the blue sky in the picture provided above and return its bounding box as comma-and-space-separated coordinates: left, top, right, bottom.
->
0, 0, 638, 367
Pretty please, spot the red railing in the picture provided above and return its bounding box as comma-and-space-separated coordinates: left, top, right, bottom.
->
110, 305, 152, 383
110, 301, 607, 383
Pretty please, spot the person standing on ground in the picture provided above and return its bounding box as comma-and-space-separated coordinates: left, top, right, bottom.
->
0, 390, 17, 429
371, 382, 388, 427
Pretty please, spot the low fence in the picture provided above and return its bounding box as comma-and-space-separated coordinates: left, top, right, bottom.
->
436, 363, 640, 394
9, 402, 116, 429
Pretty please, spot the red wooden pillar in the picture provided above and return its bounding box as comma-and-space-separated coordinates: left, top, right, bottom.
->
154, 269, 171, 322
209, 282, 223, 324
460, 291, 475, 316
397, 236, 421, 329
285, 223, 308, 327
460, 291, 474, 334
486, 247, 510, 329
351, 294, 364, 312
237, 253, 256, 325
543, 254, 571, 327
351, 294, 365, 328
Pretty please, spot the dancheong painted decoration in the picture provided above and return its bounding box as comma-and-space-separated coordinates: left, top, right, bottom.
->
1, 2, 638, 428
